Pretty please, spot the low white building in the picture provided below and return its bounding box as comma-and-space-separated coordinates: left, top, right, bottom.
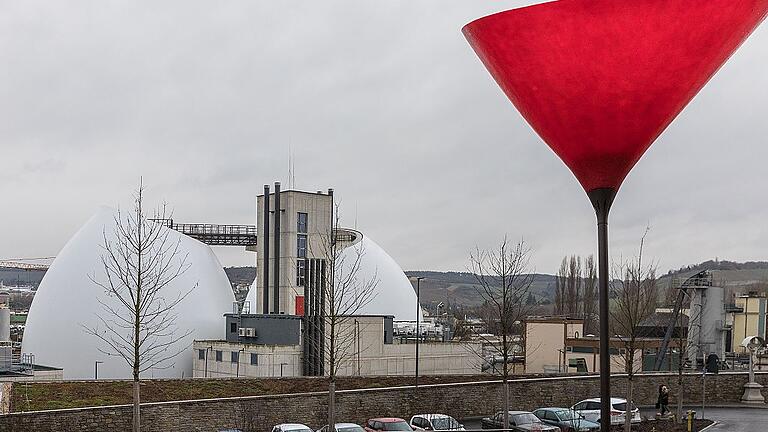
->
193, 315, 481, 378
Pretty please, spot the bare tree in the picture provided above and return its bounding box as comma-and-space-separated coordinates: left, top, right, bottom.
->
555, 256, 585, 318
582, 256, 598, 335
469, 237, 535, 429
310, 206, 378, 431
555, 257, 567, 315
610, 228, 658, 432
84, 182, 195, 432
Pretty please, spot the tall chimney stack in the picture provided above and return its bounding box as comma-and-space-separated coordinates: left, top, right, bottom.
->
262, 184, 270, 314
273, 182, 281, 313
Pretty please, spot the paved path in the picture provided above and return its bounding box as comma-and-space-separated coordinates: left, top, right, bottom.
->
704, 407, 765, 432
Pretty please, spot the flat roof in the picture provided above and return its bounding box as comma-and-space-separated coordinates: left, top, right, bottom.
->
224, 313, 302, 320
525, 316, 584, 324
257, 189, 332, 198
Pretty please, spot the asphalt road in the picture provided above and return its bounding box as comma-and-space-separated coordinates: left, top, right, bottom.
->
704, 407, 766, 432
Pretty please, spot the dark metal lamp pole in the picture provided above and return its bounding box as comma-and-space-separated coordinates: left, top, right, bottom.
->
415, 276, 425, 389
589, 188, 616, 430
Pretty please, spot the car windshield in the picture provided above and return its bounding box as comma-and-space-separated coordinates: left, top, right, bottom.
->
339, 427, 365, 432
431, 418, 460, 430
512, 414, 539, 425
383, 422, 412, 431
555, 410, 584, 421
613, 402, 636, 412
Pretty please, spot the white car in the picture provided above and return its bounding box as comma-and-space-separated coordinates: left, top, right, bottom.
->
570, 398, 640, 426
317, 424, 367, 432
410, 414, 465, 431
273, 424, 313, 432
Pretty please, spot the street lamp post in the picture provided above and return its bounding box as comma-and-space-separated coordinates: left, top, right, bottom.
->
462, 2, 767, 430
414, 276, 425, 390
94, 361, 103, 380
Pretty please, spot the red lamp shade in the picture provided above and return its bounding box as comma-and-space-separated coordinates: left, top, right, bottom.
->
464, 0, 768, 193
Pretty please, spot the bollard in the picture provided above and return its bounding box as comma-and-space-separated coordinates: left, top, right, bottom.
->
687, 410, 696, 432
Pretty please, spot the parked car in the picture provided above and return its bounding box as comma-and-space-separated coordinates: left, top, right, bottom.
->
410, 414, 465, 431
317, 424, 367, 432
364, 418, 414, 432
272, 424, 314, 432
570, 398, 641, 426
481, 411, 561, 431
532, 408, 599, 432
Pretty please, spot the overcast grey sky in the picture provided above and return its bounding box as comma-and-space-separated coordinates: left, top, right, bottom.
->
2, 1, 768, 275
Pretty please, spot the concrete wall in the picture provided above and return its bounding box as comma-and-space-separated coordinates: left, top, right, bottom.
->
732, 296, 767, 354
2, 372, 765, 432
192, 341, 303, 378
197, 316, 481, 378
194, 338, 481, 378
525, 319, 583, 373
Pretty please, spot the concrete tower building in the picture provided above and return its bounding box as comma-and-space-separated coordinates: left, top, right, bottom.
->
247, 183, 419, 321
253, 184, 333, 316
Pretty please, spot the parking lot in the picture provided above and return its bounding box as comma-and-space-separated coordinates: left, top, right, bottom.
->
463, 407, 766, 431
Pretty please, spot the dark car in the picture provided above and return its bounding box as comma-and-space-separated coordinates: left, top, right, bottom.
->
364, 418, 414, 432
533, 408, 598, 432
481, 411, 560, 432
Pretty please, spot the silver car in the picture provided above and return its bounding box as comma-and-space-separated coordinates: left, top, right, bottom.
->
570, 398, 640, 426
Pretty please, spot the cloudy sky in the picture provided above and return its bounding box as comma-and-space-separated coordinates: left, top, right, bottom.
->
2, 1, 768, 275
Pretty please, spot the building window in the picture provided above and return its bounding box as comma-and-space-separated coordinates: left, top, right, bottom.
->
215, 350, 222, 362
198, 349, 205, 360
230, 322, 237, 334
296, 260, 306, 286
297, 212, 308, 233
231, 351, 239, 363
251, 353, 258, 365
297, 234, 307, 258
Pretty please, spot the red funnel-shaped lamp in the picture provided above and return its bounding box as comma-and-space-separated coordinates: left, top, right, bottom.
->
463, 0, 767, 429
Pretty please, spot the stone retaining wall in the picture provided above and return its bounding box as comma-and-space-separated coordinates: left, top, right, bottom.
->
2, 372, 765, 432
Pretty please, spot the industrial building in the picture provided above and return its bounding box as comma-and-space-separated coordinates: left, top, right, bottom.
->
193, 314, 480, 378
523, 271, 768, 374
20, 183, 478, 380
193, 184, 480, 378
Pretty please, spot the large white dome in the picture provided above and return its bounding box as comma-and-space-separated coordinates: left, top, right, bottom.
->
345, 234, 420, 321
245, 232, 419, 321
22, 207, 235, 379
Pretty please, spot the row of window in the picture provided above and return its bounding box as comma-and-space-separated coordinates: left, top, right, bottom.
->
297, 212, 309, 287
198, 349, 259, 365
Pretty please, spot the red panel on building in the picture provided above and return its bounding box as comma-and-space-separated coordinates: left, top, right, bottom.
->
295, 295, 305, 316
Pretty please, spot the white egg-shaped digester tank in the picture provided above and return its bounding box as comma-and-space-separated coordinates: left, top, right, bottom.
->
22, 207, 235, 379
338, 232, 421, 321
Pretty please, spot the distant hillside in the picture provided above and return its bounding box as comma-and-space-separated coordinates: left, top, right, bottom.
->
405, 271, 556, 307
9, 259, 768, 308
660, 260, 768, 291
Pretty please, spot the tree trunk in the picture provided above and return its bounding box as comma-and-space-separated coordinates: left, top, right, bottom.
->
328, 381, 336, 432
624, 377, 632, 432
677, 368, 684, 423
502, 378, 509, 430
133, 379, 140, 432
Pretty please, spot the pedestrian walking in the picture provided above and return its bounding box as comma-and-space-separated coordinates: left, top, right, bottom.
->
656, 385, 670, 416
